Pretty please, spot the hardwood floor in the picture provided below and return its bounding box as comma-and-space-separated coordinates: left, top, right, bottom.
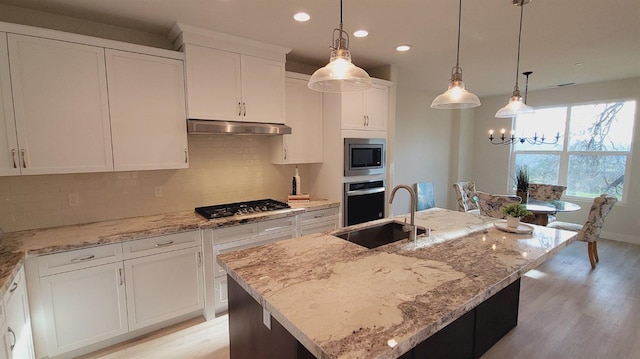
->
81, 238, 640, 359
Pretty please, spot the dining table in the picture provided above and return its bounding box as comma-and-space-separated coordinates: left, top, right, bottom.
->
522, 199, 581, 226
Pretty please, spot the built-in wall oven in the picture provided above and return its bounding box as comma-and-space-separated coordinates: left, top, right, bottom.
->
344, 180, 385, 226
344, 138, 385, 176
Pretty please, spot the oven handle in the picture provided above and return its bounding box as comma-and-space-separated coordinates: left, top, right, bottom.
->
345, 187, 385, 196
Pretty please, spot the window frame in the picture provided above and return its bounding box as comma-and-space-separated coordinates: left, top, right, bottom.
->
509, 98, 636, 204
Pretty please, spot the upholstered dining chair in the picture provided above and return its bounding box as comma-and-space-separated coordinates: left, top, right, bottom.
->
548, 194, 618, 269
527, 184, 567, 223
415, 182, 435, 211
527, 183, 567, 201
452, 182, 480, 214
474, 191, 522, 219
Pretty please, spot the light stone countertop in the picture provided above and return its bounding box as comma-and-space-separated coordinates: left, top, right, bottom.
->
217, 208, 578, 359
0, 200, 339, 300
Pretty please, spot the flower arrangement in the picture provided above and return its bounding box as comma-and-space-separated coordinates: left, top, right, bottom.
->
502, 203, 532, 218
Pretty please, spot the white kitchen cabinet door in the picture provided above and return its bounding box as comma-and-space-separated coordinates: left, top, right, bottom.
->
0, 33, 19, 177
7, 34, 114, 175
272, 74, 323, 164
240, 55, 285, 124
105, 49, 188, 171
183, 44, 242, 121
341, 84, 389, 131
0, 324, 8, 359
4, 268, 34, 359
124, 246, 204, 331
39, 262, 128, 356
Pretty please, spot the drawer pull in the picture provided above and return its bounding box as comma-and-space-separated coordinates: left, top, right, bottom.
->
9, 282, 18, 293
71, 254, 96, 262
8, 327, 15, 350
155, 240, 174, 247
119, 268, 123, 286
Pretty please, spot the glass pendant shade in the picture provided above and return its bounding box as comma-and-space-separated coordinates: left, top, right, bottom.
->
308, 48, 372, 93
495, 93, 534, 118
431, 68, 481, 109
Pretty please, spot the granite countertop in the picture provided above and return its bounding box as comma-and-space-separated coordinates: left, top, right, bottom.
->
217, 208, 578, 359
0, 199, 338, 300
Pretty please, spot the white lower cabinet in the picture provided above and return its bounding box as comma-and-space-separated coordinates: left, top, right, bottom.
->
32, 230, 203, 358
299, 207, 339, 237
124, 246, 204, 331
0, 299, 7, 359
39, 261, 127, 356
3, 266, 35, 359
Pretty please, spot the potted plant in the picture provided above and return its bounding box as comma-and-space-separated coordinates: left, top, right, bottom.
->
502, 203, 532, 228
515, 165, 530, 203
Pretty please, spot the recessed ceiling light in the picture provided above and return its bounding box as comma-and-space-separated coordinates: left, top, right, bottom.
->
395, 44, 412, 52
293, 12, 310, 22
353, 30, 369, 38
574, 62, 584, 66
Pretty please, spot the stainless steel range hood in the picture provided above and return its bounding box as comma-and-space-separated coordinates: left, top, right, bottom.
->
187, 119, 292, 135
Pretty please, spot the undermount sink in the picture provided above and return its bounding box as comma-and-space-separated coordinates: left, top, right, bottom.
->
335, 221, 427, 249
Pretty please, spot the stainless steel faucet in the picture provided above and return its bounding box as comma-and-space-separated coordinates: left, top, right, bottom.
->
389, 184, 417, 243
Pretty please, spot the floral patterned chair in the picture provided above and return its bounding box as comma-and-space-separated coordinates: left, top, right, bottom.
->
548, 194, 617, 269
527, 183, 567, 201
473, 191, 522, 219
452, 182, 480, 214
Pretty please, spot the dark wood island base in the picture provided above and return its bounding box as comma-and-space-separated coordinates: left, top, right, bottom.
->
228, 275, 521, 359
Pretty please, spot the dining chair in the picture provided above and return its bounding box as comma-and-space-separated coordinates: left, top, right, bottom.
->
548, 194, 617, 269
414, 182, 435, 210
527, 183, 567, 201
474, 191, 522, 219
452, 181, 480, 214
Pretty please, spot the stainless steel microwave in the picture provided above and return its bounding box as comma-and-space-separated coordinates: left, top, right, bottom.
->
344, 138, 385, 176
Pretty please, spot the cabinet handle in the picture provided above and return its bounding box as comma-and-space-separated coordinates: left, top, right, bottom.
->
20, 149, 27, 168
9, 282, 18, 293
71, 254, 96, 262
155, 240, 174, 247
283, 146, 287, 160
197, 251, 202, 267
184, 148, 188, 163
118, 268, 123, 286
11, 149, 17, 168
242, 102, 247, 117
8, 327, 15, 350
238, 102, 242, 116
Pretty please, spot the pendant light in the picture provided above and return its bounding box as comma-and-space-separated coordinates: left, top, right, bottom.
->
495, 0, 535, 118
308, 0, 372, 93
431, 0, 481, 109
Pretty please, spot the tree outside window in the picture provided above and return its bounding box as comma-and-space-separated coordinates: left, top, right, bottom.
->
511, 100, 635, 201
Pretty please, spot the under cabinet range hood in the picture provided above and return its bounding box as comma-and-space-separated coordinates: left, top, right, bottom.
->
187, 119, 292, 135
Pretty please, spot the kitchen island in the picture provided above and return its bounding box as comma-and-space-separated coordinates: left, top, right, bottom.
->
217, 208, 577, 359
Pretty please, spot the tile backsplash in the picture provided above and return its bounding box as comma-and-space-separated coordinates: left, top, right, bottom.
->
0, 135, 309, 232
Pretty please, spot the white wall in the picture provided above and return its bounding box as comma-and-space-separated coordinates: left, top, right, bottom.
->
392, 87, 458, 215
472, 77, 640, 244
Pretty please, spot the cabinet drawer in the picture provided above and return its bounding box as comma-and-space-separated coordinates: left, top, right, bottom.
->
300, 220, 338, 237
122, 230, 201, 260
211, 223, 258, 245
258, 216, 296, 234
3, 265, 25, 306
299, 208, 339, 223
38, 243, 123, 276
0, 299, 4, 327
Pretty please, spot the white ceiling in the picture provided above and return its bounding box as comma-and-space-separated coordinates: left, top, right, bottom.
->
1, 0, 639, 97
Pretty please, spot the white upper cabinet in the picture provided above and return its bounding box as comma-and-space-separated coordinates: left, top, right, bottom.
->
271, 73, 323, 164
239, 55, 285, 123
183, 44, 285, 124
105, 49, 188, 171
7, 34, 114, 175
0, 33, 19, 176
341, 83, 389, 131
183, 45, 242, 121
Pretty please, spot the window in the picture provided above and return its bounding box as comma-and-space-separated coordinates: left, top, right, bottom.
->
512, 100, 636, 201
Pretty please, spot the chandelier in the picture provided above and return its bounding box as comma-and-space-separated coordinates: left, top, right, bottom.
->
489, 71, 560, 145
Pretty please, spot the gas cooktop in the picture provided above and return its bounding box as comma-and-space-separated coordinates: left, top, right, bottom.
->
195, 199, 290, 220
